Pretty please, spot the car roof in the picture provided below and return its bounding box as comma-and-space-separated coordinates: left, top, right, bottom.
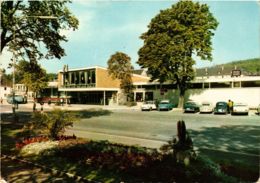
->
160, 100, 170, 102
234, 103, 248, 106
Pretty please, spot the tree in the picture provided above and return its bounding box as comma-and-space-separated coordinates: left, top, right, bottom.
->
16, 60, 48, 110
1, 0, 79, 63
107, 52, 134, 102
137, 0, 218, 108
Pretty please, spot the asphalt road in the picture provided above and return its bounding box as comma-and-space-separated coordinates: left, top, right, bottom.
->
66, 109, 260, 153
2, 103, 259, 155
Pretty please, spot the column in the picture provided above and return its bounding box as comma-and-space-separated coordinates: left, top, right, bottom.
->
103, 91, 106, 106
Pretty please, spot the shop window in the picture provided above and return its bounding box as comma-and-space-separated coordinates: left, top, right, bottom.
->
211, 82, 231, 88
136, 92, 143, 102
190, 83, 203, 89
145, 92, 153, 101
203, 82, 210, 88
233, 82, 240, 88
241, 81, 260, 87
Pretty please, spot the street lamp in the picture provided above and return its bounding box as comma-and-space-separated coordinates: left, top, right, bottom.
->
63, 64, 69, 105
11, 15, 58, 114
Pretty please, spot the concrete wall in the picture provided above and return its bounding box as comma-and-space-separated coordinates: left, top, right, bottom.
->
149, 87, 260, 108
96, 68, 120, 88
188, 88, 260, 108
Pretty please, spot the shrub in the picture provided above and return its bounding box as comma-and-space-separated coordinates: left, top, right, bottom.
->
24, 109, 77, 140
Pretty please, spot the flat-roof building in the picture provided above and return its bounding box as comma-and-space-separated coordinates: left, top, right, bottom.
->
56, 65, 260, 107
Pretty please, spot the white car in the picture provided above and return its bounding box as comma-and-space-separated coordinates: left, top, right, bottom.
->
232, 103, 249, 115
141, 101, 157, 111
200, 102, 214, 113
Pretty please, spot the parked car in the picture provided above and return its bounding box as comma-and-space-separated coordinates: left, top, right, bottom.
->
232, 103, 249, 115
7, 94, 27, 104
141, 100, 157, 111
200, 101, 214, 113
183, 101, 200, 113
158, 100, 175, 111
214, 101, 228, 114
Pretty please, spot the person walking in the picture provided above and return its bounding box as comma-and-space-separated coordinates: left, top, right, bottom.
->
228, 99, 233, 113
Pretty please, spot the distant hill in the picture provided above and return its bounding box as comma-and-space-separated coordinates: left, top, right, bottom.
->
196, 58, 260, 76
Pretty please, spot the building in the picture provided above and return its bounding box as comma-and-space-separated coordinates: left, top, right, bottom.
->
57, 65, 260, 108
57, 66, 150, 105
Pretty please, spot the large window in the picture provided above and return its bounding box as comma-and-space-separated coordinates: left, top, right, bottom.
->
80, 72, 85, 84
241, 81, 260, 87
189, 83, 203, 89
211, 82, 231, 88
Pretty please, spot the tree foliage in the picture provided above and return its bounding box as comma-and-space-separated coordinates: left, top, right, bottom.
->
107, 52, 134, 98
16, 60, 48, 96
1, 0, 79, 63
137, 0, 218, 107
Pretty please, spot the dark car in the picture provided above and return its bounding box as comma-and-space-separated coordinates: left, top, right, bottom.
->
184, 101, 200, 113
214, 102, 228, 114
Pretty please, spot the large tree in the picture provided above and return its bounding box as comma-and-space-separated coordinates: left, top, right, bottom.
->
107, 52, 134, 102
1, 0, 79, 63
137, 0, 218, 108
16, 60, 48, 110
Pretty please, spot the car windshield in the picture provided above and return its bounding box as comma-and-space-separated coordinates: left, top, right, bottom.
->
144, 101, 153, 104
217, 103, 226, 106
202, 103, 210, 106
160, 102, 169, 104
186, 102, 195, 105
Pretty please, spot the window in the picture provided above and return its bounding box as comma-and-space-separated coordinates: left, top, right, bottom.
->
190, 83, 203, 89
80, 72, 85, 84
91, 70, 96, 84
203, 82, 210, 88
241, 81, 260, 87
233, 82, 240, 88
211, 82, 231, 88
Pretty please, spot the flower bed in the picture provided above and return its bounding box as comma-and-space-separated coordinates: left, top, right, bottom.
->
20, 141, 59, 157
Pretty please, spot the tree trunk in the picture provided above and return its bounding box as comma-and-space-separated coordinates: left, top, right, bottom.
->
33, 92, 37, 111
178, 87, 186, 108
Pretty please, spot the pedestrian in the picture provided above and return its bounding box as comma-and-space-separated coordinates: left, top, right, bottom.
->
227, 99, 232, 113
230, 100, 234, 113
0, 97, 3, 104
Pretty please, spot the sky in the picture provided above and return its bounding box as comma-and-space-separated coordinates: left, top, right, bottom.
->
1, 0, 259, 74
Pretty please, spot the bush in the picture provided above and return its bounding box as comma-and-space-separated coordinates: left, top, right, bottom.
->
24, 109, 77, 139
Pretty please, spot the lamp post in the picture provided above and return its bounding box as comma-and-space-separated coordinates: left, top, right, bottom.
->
63, 64, 69, 105
11, 15, 57, 114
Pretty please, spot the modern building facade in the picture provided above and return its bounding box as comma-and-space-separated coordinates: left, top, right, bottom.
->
57, 66, 150, 105
56, 65, 260, 108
